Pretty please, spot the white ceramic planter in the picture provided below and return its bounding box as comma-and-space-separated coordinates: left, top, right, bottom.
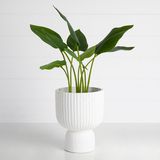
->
55, 87, 104, 153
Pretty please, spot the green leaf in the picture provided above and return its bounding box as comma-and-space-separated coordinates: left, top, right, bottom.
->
80, 46, 96, 61
67, 29, 88, 51
30, 25, 67, 50
53, 6, 79, 45
40, 60, 66, 70
95, 25, 134, 54
109, 46, 134, 52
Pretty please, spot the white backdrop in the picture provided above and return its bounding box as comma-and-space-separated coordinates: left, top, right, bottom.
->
0, 0, 160, 122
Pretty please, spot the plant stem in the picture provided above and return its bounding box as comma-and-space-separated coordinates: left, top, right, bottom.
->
77, 46, 85, 92
61, 66, 68, 77
61, 52, 71, 92
85, 55, 97, 68
69, 57, 73, 92
86, 54, 96, 91
77, 66, 80, 88
60, 66, 70, 90
63, 51, 78, 91
83, 66, 87, 91
80, 55, 97, 92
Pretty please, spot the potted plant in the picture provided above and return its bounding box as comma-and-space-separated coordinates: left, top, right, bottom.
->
30, 6, 134, 153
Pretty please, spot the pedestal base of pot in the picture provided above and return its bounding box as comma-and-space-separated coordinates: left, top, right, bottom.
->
65, 130, 95, 153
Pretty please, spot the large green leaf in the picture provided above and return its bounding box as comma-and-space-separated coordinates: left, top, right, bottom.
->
53, 6, 79, 45
40, 60, 66, 70
95, 25, 134, 54
109, 46, 134, 52
80, 46, 96, 61
30, 25, 67, 50
67, 29, 88, 51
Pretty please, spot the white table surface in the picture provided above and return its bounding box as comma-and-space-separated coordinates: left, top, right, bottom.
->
0, 123, 160, 160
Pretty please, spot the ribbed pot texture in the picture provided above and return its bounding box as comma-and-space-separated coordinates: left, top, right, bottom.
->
55, 87, 104, 131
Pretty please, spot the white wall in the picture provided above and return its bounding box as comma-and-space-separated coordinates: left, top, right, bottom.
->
0, 0, 160, 122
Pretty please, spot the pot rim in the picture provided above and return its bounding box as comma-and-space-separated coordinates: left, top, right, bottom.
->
55, 87, 103, 94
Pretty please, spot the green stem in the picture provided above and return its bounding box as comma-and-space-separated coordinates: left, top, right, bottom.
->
85, 55, 97, 68
83, 66, 87, 91
61, 66, 68, 77
63, 51, 78, 91
86, 54, 96, 92
77, 66, 80, 88
69, 57, 73, 92
80, 55, 97, 92
81, 55, 96, 77
77, 46, 84, 92
61, 66, 70, 90
61, 52, 71, 92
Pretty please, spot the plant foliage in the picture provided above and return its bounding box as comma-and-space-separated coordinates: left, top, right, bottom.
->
30, 6, 134, 93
